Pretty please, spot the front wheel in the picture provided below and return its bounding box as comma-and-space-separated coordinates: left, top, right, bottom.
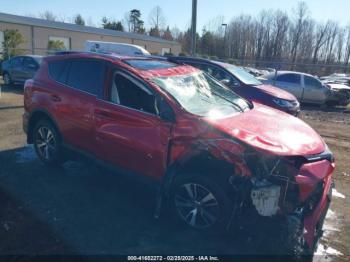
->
170, 174, 232, 230
33, 119, 62, 166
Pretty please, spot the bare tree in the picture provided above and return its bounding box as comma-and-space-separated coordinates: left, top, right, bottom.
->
344, 24, 350, 67
39, 11, 57, 21
312, 21, 332, 63
290, 1, 309, 64
148, 6, 166, 30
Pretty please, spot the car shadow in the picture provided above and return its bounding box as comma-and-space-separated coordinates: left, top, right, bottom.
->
1, 83, 25, 95
0, 188, 76, 255
0, 145, 293, 256
301, 104, 350, 113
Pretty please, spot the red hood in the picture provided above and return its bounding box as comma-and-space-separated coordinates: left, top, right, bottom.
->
204, 104, 325, 156
255, 84, 297, 100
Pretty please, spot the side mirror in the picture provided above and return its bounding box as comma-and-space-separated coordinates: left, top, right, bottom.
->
158, 97, 176, 122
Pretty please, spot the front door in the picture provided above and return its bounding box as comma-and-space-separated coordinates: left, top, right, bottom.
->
303, 75, 327, 104
94, 70, 172, 179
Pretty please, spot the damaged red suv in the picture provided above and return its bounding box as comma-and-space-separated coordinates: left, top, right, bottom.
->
23, 53, 334, 254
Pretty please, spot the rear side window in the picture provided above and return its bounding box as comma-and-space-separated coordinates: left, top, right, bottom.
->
276, 74, 300, 84
49, 60, 70, 84
66, 60, 105, 96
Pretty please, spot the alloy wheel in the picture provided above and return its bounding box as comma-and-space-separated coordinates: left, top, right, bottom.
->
35, 126, 56, 160
174, 183, 220, 229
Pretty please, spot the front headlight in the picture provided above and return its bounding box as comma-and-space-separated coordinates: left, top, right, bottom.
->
273, 98, 297, 108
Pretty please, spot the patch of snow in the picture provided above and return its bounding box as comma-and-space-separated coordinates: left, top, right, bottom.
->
15, 145, 36, 163
332, 189, 346, 199
326, 209, 336, 219
315, 243, 343, 256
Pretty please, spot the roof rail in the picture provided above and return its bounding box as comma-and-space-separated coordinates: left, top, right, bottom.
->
53, 51, 86, 55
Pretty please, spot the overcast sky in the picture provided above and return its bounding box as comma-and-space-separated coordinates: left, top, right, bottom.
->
2, 0, 350, 31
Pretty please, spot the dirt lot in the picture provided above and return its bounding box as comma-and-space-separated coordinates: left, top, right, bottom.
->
0, 83, 349, 260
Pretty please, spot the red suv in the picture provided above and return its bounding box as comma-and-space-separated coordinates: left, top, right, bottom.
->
23, 53, 334, 254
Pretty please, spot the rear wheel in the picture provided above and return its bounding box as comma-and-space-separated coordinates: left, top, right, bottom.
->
170, 174, 232, 230
3, 73, 12, 86
33, 119, 62, 166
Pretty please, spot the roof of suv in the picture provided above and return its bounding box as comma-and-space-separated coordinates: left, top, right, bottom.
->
45, 52, 200, 78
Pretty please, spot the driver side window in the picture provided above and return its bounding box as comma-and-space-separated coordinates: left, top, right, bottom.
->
110, 72, 158, 115
198, 64, 239, 86
304, 76, 322, 89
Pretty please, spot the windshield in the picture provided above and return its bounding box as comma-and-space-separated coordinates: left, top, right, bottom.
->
223, 64, 262, 85
151, 71, 250, 118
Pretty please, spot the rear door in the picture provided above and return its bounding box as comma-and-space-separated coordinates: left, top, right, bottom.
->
274, 73, 303, 99
10, 57, 24, 81
48, 58, 106, 153
303, 75, 327, 104
94, 68, 173, 179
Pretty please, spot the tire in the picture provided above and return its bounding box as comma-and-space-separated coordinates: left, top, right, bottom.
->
169, 173, 232, 231
33, 119, 63, 166
3, 73, 12, 86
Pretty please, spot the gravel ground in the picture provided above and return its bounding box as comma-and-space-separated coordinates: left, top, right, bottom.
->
0, 84, 349, 260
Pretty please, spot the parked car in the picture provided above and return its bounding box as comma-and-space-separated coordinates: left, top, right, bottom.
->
324, 83, 350, 106
23, 52, 334, 254
1, 55, 43, 85
85, 40, 151, 56
262, 71, 335, 105
168, 57, 300, 116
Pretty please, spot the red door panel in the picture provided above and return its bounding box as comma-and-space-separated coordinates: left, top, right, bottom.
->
94, 99, 172, 179
48, 83, 96, 153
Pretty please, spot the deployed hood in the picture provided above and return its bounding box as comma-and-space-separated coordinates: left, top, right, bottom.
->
255, 84, 297, 101
326, 83, 350, 91
204, 104, 325, 156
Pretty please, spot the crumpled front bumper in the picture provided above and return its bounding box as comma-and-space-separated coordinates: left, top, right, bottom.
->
244, 157, 334, 252
302, 168, 333, 250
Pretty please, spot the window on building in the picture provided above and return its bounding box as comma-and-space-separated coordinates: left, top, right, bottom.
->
161, 48, 171, 55
48, 36, 70, 51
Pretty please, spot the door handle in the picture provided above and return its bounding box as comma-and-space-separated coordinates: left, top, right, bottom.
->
50, 95, 61, 102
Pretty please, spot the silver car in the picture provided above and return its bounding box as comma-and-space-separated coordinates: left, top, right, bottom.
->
262, 71, 331, 105
1, 55, 43, 86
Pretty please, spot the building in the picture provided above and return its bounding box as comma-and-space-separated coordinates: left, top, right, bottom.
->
0, 12, 181, 56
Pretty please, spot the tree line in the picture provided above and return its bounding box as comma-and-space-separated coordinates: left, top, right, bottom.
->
177, 1, 350, 72
6, 1, 350, 72
35, 7, 174, 41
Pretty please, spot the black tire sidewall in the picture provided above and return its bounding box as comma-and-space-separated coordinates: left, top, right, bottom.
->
169, 173, 233, 231
33, 119, 62, 166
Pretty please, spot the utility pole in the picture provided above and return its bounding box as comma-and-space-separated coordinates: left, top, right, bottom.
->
191, 0, 197, 56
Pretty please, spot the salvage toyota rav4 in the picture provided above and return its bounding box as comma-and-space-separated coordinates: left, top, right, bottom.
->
23, 53, 334, 254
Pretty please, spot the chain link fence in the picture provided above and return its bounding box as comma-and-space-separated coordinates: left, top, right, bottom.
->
2, 48, 350, 77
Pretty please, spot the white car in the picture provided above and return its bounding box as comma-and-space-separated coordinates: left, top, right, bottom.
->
85, 41, 150, 56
